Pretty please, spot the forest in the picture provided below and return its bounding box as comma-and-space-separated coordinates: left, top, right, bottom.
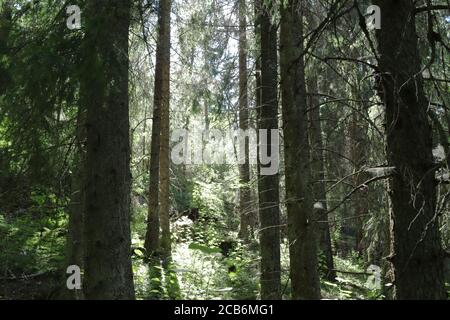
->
0, 0, 449, 301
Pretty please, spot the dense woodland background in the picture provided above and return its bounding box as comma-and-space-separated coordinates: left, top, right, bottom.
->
0, 0, 449, 300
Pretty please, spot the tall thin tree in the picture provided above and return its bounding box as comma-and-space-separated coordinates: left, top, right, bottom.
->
144, 0, 172, 259
238, 0, 252, 240
157, 0, 172, 258
280, 0, 321, 299
258, 0, 281, 300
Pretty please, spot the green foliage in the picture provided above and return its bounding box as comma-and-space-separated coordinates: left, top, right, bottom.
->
321, 256, 383, 300
188, 242, 221, 255
221, 242, 259, 299
0, 188, 68, 276
170, 241, 259, 300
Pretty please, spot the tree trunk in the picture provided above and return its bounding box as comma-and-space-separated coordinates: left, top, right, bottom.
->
82, 0, 135, 300
280, 0, 321, 299
373, 0, 447, 299
254, 0, 262, 234
158, 0, 172, 259
144, 0, 171, 256
258, 0, 281, 300
144, 96, 161, 254
308, 77, 336, 282
238, 0, 252, 241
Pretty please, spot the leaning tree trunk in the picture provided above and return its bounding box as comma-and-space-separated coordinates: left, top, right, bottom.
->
238, 0, 252, 241
308, 77, 336, 282
373, 0, 446, 299
82, 0, 135, 299
258, 0, 282, 300
280, 0, 321, 299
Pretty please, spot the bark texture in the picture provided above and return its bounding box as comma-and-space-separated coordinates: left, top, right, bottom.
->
157, 0, 172, 259
82, 0, 135, 300
258, 0, 281, 300
280, 0, 321, 299
144, 0, 172, 259
373, 0, 447, 299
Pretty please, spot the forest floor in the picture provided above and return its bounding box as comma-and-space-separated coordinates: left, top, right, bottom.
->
321, 257, 382, 300
0, 249, 379, 300
0, 271, 61, 300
